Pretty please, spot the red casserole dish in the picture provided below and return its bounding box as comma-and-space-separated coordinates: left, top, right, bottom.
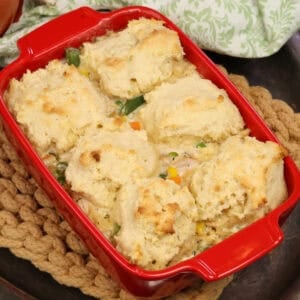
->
0, 6, 299, 298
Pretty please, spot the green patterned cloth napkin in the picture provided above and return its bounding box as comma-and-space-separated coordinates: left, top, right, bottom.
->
0, 0, 299, 66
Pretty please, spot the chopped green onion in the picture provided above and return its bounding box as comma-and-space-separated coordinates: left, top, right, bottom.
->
65, 48, 80, 67
55, 161, 68, 184
115, 100, 124, 113
159, 173, 167, 179
112, 223, 121, 235
115, 100, 123, 107
196, 142, 206, 148
120, 95, 145, 115
168, 152, 179, 159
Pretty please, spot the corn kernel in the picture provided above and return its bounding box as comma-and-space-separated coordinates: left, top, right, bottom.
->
78, 68, 89, 77
196, 222, 205, 235
167, 166, 178, 178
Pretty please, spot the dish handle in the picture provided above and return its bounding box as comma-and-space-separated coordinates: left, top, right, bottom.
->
16, 7, 108, 59
190, 215, 283, 281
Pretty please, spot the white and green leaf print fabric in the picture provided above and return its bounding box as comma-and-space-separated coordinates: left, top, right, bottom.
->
0, 0, 299, 66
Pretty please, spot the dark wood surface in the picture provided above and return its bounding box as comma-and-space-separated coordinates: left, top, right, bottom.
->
0, 32, 299, 300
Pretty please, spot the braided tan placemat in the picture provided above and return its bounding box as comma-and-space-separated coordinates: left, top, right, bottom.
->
0, 68, 299, 300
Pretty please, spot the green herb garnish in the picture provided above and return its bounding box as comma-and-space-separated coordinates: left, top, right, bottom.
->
115, 100, 124, 114
196, 142, 206, 148
55, 161, 68, 185
119, 95, 145, 115
112, 223, 121, 235
115, 100, 123, 107
168, 152, 179, 159
65, 48, 81, 67
159, 173, 167, 179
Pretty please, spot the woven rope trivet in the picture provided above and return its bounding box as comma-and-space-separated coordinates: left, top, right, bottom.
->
0, 68, 299, 300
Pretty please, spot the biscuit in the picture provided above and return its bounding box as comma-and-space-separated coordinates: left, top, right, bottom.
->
115, 178, 198, 270
65, 128, 158, 237
5, 59, 107, 155
138, 73, 245, 143
190, 136, 287, 221
80, 18, 184, 98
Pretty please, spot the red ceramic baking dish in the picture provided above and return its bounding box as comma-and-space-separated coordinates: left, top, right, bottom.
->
0, 6, 299, 298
